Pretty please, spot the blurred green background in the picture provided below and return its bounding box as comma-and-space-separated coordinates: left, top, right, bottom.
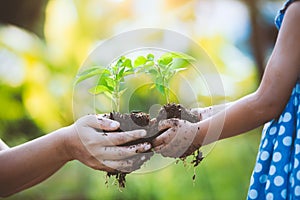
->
0, 0, 284, 199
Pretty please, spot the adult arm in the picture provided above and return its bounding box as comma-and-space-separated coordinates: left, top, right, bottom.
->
153, 2, 300, 157
0, 115, 151, 197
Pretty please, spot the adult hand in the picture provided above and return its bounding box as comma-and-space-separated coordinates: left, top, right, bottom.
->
66, 114, 153, 173
152, 119, 201, 158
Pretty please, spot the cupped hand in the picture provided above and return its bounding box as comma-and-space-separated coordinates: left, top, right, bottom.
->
152, 118, 201, 158
66, 114, 153, 173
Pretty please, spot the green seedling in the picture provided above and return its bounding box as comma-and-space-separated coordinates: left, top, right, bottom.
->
75, 56, 135, 112
75, 51, 195, 111
134, 51, 195, 103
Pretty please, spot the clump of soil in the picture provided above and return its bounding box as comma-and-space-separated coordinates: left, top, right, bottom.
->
104, 103, 204, 187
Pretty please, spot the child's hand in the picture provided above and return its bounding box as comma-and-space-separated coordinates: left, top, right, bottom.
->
65, 115, 153, 173
152, 119, 201, 158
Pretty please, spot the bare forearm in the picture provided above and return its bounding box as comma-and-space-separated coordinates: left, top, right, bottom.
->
196, 92, 284, 146
0, 127, 71, 197
192, 102, 233, 120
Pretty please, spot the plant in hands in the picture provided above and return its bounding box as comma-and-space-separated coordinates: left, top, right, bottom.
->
75, 51, 201, 185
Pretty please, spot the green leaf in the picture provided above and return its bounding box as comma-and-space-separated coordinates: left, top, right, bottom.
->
123, 59, 132, 69
74, 67, 103, 85
88, 85, 111, 95
145, 61, 154, 68
170, 59, 190, 69
167, 52, 196, 61
147, 53, 154, 61
104, 77, 115, 89
134, 56, 147, 67
158, 55, 173, 67
97, 70, 112, 86
116, 56, 125, 67
155, 83, 166, 96
117, 66, 126, 80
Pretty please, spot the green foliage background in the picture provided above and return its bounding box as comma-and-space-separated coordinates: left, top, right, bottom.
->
0, 0, 281, 199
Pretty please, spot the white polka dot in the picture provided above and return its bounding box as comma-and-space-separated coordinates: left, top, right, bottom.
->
259, 174, 268, 183
284, 164, 289, 173
295, 159, 299, 169
279, 126, 286, 135
255, 163, 263, 173
297, 171, 300, 180
262, 139, 268, 148
266, 180, 270, 190
294, 97, 298, 106
273, 152, 282, 162
270, 165, 276, 175
296, 144, 300, 154
283, 136, 292, 146
261, 151, 270, 161
298, 106, 300, 114
290, 176, 295, 187
250, 176, 254, 186
274, 141, 278, 149
297, 130, 300, 139
274, 176, 284, 186
297, 85, 300, 93
266, 193, 274, 200
281, 189, 287, 199
278, 115, 283, 123
269, 127, 277, 135
295, 186, 300, 196
283, 112, 292, 122
249, 189, 258, 199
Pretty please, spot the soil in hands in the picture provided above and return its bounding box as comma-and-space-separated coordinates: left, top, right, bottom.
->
104, 103, 204, 187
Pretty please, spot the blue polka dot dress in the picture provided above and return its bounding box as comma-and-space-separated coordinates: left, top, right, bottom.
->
247, 1, 300, 199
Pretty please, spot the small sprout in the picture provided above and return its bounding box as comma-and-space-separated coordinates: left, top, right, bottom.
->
75, 56, 137, 112
140, 52, 195, 103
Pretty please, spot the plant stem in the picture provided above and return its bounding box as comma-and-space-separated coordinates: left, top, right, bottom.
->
165, 84, 170, 103
113, 81, 120, 112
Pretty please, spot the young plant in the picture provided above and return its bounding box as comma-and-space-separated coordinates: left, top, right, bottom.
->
134, 52, 195, 103
75, 56, 135, 112
75, 51, 195, 110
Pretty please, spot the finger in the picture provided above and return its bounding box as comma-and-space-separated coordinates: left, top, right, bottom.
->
106, 129, 147, 146
94, 143, 152, 160
153, 145, 174, 158
158, 118, 180, 131
190, 108, 202, 120
96, 115, 120, 131
152, 128, 175, 147
80, 115, 120, 131
102, 152, 153, 173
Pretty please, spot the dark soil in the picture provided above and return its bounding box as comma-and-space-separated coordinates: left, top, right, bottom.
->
103, 103, 204, 187
106, 103, 199, 146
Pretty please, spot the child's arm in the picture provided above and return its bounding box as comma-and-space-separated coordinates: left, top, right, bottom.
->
191, 103, 233, 121
153, 1, 300, 158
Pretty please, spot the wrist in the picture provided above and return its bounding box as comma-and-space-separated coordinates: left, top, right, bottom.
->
192, 122, 204, 148
59, 125, 78, 162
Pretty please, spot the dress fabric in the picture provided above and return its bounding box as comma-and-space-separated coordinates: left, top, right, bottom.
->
247, 1, 300, 199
